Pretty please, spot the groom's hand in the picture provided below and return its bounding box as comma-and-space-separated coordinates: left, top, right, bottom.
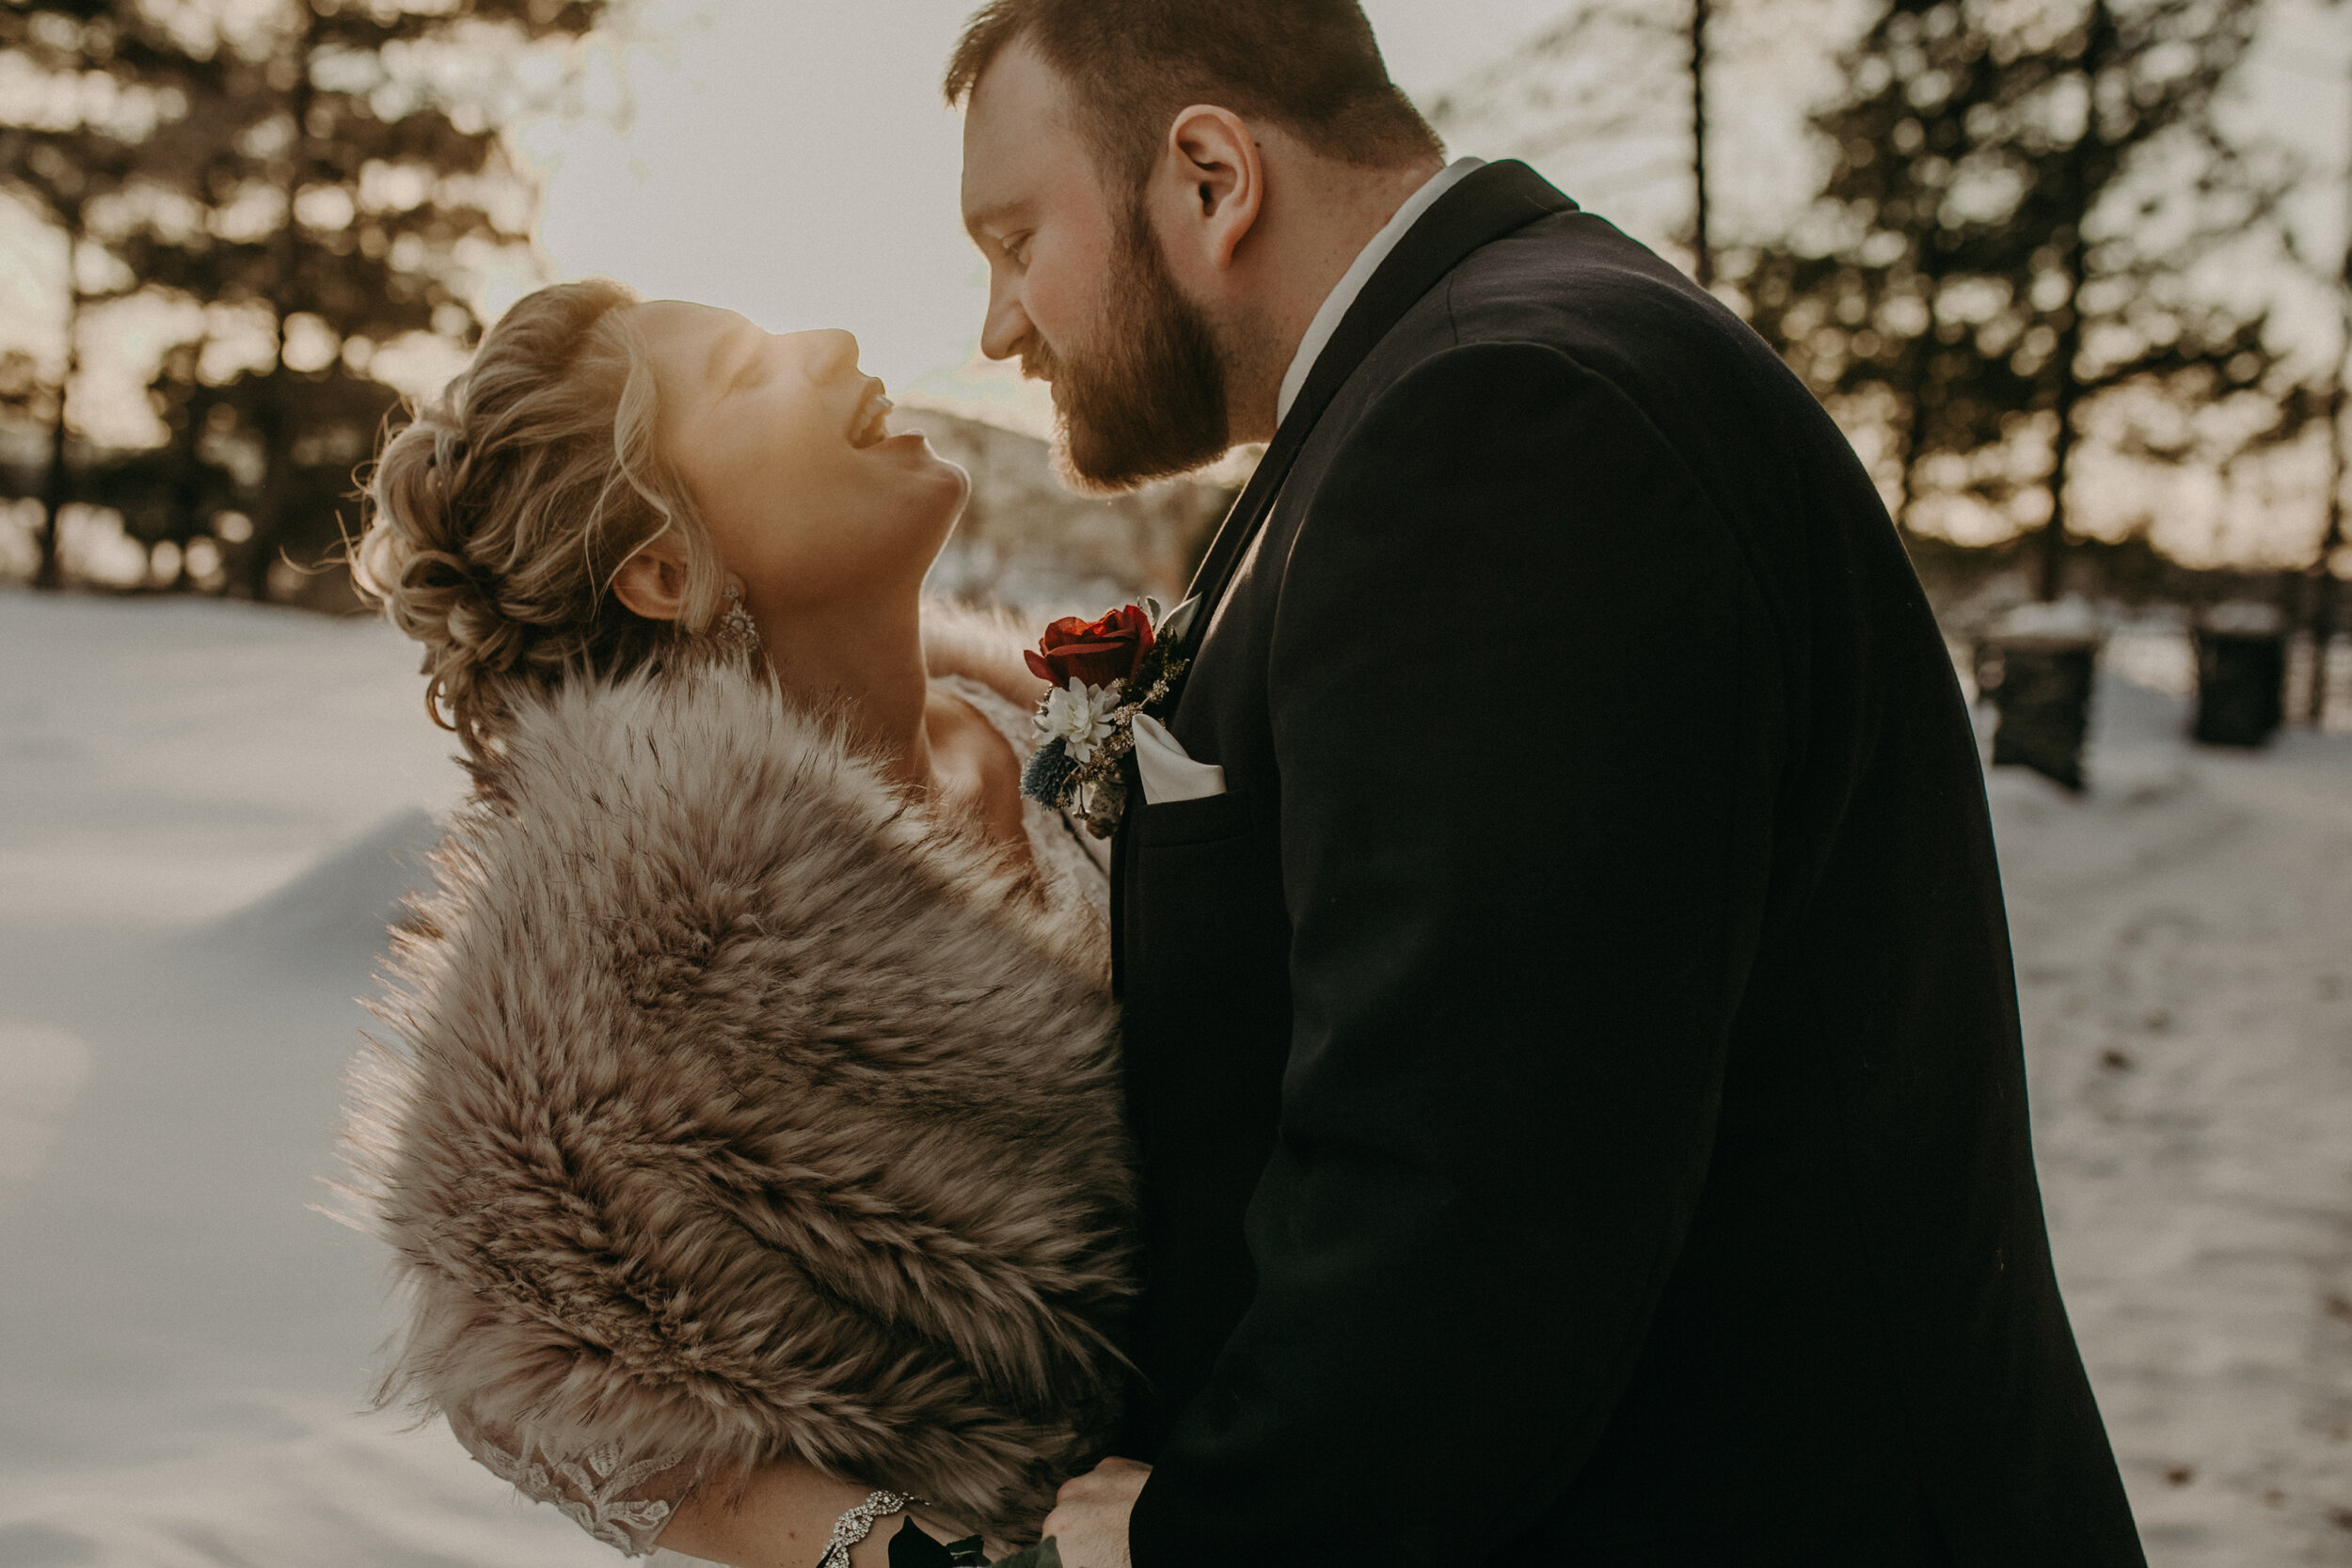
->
1039, 1456, 1150, 1568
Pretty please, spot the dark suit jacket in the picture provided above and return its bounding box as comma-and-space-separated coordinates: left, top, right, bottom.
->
1111, 162, 2142, 1567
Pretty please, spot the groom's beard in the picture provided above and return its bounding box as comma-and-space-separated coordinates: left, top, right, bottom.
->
1028, 205, 1231, 495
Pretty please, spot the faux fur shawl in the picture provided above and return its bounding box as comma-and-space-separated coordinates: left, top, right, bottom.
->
344, 607, 1133, 1537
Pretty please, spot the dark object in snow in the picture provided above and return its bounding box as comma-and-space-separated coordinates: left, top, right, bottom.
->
1982, 633, 2098, 791
2192, 629, 2285, 749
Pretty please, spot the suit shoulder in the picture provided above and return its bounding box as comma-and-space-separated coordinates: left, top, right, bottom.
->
1438, 211, 1782, 389
1339, 340, 1651, 454
1444, 210, 1717, 325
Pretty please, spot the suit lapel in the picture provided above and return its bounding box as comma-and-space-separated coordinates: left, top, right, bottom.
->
1170, 161, 1576, 671
1111, 162, 1575, 994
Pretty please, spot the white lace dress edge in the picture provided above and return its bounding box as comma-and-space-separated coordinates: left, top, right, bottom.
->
452, 1409, 697, 1559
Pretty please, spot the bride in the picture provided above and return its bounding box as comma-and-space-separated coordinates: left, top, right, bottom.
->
345, 277, 1136, 1567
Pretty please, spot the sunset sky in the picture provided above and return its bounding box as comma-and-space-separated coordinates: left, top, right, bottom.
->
513, 0, 1627, 435
2, 0, 1629, 445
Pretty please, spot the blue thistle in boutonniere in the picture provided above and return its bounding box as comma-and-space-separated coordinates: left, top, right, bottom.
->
1017, 595, 1196, 838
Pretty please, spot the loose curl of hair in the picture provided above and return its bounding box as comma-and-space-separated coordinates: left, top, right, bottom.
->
353, 278, 724, 763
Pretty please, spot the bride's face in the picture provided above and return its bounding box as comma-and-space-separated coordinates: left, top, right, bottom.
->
634, 302, 969, 612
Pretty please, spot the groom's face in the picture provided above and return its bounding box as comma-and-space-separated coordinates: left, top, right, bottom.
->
961, 40, 1231, 493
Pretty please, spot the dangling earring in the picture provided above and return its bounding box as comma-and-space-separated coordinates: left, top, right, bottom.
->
714, 580, 761, 657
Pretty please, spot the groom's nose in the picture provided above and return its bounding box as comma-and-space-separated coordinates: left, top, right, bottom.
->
980, 282, 1031, 366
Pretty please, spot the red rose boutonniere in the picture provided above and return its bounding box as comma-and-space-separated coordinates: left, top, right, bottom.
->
1019, 595, 1198, 837
1024, 604, 1155, 690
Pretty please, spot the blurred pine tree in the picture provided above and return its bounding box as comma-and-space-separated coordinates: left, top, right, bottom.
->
2, 0, 612, 600
0, 1, 230, 587
1427, 0, 1736, 288
1731, 0, 2310, 598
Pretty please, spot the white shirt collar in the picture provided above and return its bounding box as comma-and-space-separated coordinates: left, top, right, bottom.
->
1275, 156, 1487, 426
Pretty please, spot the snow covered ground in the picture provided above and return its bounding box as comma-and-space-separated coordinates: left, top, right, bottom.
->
0, 591, 604, 1567
2, 587, 2349, 1565
1991, 642, 2352, 1564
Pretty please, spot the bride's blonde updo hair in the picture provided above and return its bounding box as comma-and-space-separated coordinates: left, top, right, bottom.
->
355, 277, 724, 761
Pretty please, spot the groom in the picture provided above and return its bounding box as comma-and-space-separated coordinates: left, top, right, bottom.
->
950, 4, 2144, 1565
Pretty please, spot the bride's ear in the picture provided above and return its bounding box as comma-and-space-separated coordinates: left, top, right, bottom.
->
612, 544, 691, 623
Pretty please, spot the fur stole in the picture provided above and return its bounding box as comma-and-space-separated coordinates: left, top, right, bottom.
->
343, 605, 1132, 1537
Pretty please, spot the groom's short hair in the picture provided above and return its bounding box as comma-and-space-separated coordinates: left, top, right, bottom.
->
944, 0, 1441, 188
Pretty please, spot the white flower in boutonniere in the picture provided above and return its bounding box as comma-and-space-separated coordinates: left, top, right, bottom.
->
1017, 595, 1199, 837
1041, 678, 1121, 765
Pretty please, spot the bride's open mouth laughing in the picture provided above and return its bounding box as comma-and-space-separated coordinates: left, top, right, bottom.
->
849, 379, 898, 449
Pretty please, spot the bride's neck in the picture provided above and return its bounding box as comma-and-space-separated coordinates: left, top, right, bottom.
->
752, 594, 934, 791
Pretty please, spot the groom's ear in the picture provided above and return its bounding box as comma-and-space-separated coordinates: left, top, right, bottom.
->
1160, 105, 1263, 273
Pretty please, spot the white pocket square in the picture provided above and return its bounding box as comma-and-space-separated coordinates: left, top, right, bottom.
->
1132, 713, 1228, 804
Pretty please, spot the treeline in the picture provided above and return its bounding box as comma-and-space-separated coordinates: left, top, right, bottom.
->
8, 0, 2347, 621
1, 0, 610, 603
1440, 0, 2346, 614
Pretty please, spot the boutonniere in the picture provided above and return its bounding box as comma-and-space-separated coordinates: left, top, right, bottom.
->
1018, 595, 1198, 838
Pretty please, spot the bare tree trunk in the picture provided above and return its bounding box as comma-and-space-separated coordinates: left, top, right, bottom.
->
2035, 3, 2114, 605
2037, 170, 2093, 598
2039, 341, 2082, 603
2302, 67, 2352, 726
2303, 333, 2349, 726
1896, 350, 1933, 534
2037, 216, 2088, 602
33, 230, 82, 592
236, 16, 318, 603
1690, 0, 1713, 288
